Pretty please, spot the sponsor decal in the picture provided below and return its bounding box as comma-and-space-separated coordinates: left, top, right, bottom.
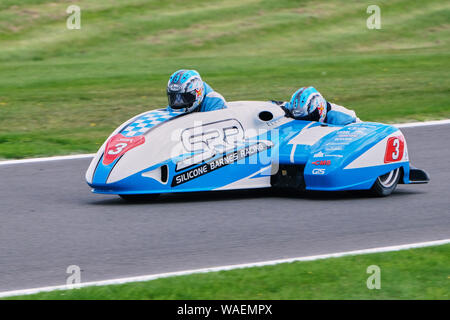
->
313, 151, 324, 158
345, 123, 377, 131
384, 136, 405, 163
312, 160, 331, 166
195, 87, 203, 98
312, 168, 325, 175
172, 142, 272, 187
336, 130, 359, 138
168, 84, 181, 91
334, 137, 354, 141
317, 99, 326, 121
103, 134, 145, 165
313, 151, 343, 158
324, 146, 344, 151
177, 119, 245, 171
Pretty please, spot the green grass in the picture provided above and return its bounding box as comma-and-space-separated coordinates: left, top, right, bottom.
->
4, 244, 449, 300
0, 0, 449, 158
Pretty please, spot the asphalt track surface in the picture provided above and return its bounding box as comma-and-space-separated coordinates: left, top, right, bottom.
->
0, 124, 449, 291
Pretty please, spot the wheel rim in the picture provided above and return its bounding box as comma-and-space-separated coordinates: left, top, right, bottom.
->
378, 168, 400, 188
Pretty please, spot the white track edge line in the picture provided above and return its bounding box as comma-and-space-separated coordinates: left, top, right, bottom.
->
393, 119, 450, 128
0, 154, 94, 166
0, 119, 449, 166
0, 238, 448, 298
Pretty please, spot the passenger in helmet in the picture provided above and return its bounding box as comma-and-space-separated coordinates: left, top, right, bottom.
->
166, 69, 227, 113
277, 87, 360, 125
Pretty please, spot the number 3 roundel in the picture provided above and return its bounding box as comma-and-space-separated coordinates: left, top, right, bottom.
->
384, 136, 404, 163
103, 134, 145, 165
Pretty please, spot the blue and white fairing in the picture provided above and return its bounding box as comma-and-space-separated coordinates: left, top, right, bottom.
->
86, 101, 415, 195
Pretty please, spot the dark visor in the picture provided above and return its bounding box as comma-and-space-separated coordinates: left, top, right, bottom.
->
167, 91, 196, 109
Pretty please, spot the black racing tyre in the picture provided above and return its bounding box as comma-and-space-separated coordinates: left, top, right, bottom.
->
370, 168, 401, 197
119, 193, 160, 202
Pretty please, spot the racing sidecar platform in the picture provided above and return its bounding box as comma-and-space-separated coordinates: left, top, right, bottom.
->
86, 101, 429, 198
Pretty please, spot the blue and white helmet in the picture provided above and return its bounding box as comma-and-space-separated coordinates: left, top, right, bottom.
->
289, 86, 327, 122
167, 69, 204, 113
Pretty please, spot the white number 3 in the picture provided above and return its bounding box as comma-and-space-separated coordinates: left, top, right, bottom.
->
392, 138, 400, 160
107, 142, 127, 155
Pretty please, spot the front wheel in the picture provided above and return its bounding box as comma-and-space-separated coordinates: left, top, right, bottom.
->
370, 168, 401, 197
119, 193, 160, 202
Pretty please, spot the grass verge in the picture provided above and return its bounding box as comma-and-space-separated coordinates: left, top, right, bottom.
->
4, 243, 449, 300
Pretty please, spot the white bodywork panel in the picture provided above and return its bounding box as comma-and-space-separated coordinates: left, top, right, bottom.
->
288, 124, 340, 146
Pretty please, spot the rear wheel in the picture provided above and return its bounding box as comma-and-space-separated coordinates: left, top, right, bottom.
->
370, 168, 401, 197
119, 194, 160, 202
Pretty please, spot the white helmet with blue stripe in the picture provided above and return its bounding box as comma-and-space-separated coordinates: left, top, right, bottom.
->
167, 69, 204, 113
288, 86, 327, 122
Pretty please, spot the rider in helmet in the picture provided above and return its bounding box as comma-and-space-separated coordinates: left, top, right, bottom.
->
278, 87, 359, 125
166, 69, 227, 113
